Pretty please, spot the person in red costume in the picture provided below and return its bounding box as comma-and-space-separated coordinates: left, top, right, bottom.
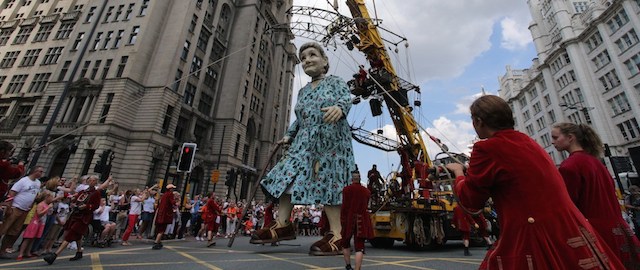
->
552, 122, 640, 269
0, 141, 24, 200
44, 175, 102, 265
446, 95, 624, 270
341, 169, 373, 270
202, 193, 221, 247
153, 184, 178, 250
451, 205, 475, 256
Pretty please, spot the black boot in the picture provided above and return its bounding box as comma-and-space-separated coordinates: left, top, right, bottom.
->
464, 247, 472, 256
152, 242, 163, 250
43, 253, 57, 265
69, 252, 83, 261
346, 264, 354, 270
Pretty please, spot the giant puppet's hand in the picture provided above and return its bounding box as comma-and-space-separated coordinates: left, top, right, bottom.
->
321, 105, 343, 123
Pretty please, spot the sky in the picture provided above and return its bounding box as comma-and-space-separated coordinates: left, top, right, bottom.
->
289, 0, 537, 176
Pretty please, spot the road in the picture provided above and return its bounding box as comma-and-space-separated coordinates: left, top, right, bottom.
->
0, 236, 486, 269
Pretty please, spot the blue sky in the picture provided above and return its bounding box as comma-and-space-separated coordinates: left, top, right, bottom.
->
290, 0, 538, 176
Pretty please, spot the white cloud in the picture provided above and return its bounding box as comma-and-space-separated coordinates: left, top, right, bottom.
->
425, 117, 476, 157
500, 17, 533, 50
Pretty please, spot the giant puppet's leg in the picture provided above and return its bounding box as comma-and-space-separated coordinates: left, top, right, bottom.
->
309, 205, 343, 256
250, 194, 296, 244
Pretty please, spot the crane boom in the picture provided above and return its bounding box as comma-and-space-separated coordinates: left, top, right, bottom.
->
345, 0, 431, 172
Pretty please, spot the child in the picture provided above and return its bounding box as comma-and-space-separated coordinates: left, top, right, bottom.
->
43, 195, 70, 254
17, 192, 52, 260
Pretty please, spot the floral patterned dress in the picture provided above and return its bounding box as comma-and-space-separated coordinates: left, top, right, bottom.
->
261, 75, 356, 205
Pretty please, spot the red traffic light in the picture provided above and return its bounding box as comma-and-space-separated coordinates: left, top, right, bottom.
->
184, 148, 190, 153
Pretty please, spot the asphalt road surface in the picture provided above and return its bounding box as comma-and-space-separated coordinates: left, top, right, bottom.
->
0, 235, 487, 269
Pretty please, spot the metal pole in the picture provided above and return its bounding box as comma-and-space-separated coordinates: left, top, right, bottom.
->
605, 144, 625, 194
161, 144, 178, 193
29, 0, 110, 169
213, 125, 226, 192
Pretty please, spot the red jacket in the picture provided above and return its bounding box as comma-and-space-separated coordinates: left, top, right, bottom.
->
0, 160, 24, 198
155, 191, 175, 225
203, 198, 221, 224
559, 151, 640, 267
452, 205, 474, 233
340, 182, 373, 239
456, 129, 624, 270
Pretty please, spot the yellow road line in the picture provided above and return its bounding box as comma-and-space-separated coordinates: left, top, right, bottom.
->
167, 246, 223, 270
91, 253, 103, 270
259, 253, 325, 269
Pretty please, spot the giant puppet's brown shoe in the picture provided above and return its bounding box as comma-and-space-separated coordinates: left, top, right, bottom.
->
309, 233, 343, 256
250, 221, 296, 244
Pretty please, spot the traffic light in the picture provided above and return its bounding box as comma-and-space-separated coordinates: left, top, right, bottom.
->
94, 150, 112, 173
177, 143, 197, 172
225, 168, 236, 187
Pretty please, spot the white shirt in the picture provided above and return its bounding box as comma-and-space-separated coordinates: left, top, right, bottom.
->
129, 195, 143, 215
11, 176, 41, 211
75, 183, 89, 193
56, 202, 69, 224
142, 197, 155, 213
94, 205, 111, 222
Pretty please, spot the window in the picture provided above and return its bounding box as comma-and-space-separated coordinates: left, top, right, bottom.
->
79, 61, 90, 78
573, 1, 588, 13
101, 59, 112, 79
541, 133, 552, 147
116, 56, 128, 77
13, 26, 33, 44
240, 104, 245, 121
12, 105, 33, 126
189, 15, 198, 33
536, 117, 546, 131
5, 74, 28, 94
525, 124, 534, 136
533, 102, 542, 114
618, 118, 640, 141
173, 69, 182, 91
190, 56, 202, 77
598, 70, 621, 91
85, 6, 96, 23
161, 105, 174, 134
234, 134, 240, 157
607, 10, 630, 33
102, 31, 112, 49
103, 6, 114, 23
92, 32, 103, 50
27, 73, 50, 93
608, 92, 632, 115
198, 92, 213, 115
58, 61, 71, 81
54, 22, 75, 40
72, 32, 84, 50
592, 50, 611, 70
33, 24, 53, 42
42, 47, 63, 65
20, 49, 40, 66
181, 41, 190, 60
0, 76, 5, 90
38, 96, 54, 124
0, 51, 20, 68
113, 5, 124, 21
90, 60, 101, 80
626, 54, 640, 76
128, 26, 139, 44
586, 31, 603, 51
615, 29, 639, 52
139, 0, 149, 16
197, 29, 210, 51
113, 30, 124, 48
124, 4, 134, 20
548, 109, 556, 123
184, 83, 196, 106
98, 93, 114, 123
204, 67, 217, 88
0, 29, 14, 46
